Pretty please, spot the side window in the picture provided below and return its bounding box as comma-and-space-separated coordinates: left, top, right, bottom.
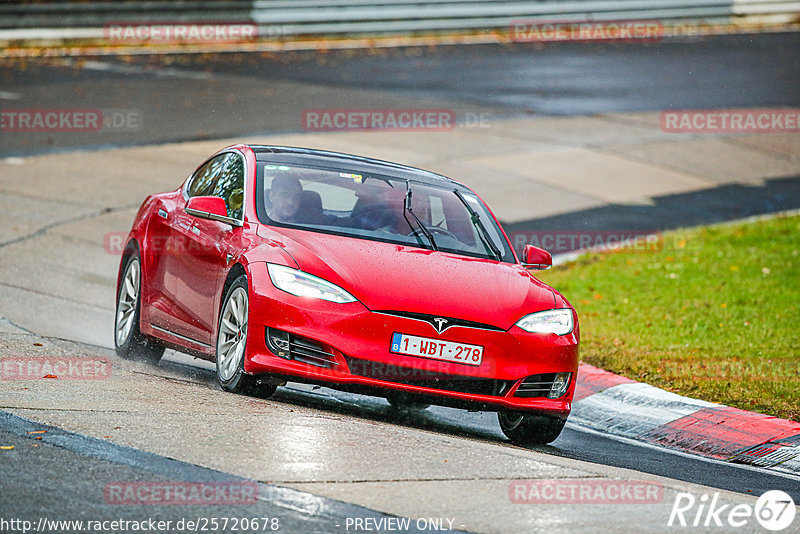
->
214, 154, 245, 220
187, 154, 230, 198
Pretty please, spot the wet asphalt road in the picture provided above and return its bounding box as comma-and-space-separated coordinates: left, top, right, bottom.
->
1, 31, 799, 157
0, 411, 447, 534
270, 383, 800, 503
2, 370, 799, 533
155, 31, 800, 114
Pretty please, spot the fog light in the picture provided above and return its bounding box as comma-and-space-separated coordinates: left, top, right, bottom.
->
266, 328, 290, 359
548, 372, 571, 399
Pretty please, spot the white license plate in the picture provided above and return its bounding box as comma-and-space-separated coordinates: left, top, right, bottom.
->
390, 333, 483, 366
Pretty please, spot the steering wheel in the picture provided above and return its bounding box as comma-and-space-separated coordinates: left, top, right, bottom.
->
407, 225, 459, 240
349, 205, 397, 229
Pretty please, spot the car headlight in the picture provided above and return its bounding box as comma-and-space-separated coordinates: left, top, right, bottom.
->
267, 263, 357, 304
515, 309, 574, 335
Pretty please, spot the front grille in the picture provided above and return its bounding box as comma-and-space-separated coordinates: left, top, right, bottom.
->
266, 328, 339, 369
373, 310, 504, 332
344, 356, 512, 396
514, 373, 559, 397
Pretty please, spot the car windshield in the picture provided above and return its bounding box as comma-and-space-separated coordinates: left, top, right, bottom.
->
258, 162, 514, 262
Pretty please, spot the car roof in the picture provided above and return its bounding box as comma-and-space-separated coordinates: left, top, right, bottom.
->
249, 145, 467, 189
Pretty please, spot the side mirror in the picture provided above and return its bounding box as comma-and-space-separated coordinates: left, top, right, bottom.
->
185, 196, 241, 227
522, 245, 552, 270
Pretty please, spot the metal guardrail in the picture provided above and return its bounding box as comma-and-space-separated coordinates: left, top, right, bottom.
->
250, 0, 800, 35
1, 0, 798, 36
251, 0, 782, 35
0, 2, 254, 29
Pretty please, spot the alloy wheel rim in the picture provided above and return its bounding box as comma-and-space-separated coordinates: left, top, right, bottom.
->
115, 259, 140, 347
217, 287, 248, 382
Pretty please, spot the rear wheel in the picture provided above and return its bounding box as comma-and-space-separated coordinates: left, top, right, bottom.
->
114, 253, 165, 363
498, 411, 566, 445
216, 275, 277, 399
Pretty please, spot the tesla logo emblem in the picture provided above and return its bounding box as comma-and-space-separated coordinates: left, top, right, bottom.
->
431, 317, 449, 334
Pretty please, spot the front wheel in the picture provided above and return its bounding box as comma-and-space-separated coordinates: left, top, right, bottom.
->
216, 275, 277, 399
386, 393, 430, 412
498, 412, 566, 445
115, 253, 165, 363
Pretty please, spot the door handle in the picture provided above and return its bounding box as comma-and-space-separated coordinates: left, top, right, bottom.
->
158, 209, 168, 219
191, 226, 200, 236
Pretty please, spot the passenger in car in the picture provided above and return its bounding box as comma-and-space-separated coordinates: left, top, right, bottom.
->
267, 175, 303, 223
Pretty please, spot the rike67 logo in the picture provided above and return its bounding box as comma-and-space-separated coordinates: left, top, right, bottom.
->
668, 490, 795, 531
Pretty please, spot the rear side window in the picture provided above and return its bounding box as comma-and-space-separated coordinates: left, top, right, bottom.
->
214, 154, 245, 220
187, 153, 231, 198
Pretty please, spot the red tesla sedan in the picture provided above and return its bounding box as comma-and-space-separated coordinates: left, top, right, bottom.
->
114, 145, 579, 444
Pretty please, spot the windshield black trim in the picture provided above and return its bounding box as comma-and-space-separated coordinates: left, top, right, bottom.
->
251, 145, 458, 185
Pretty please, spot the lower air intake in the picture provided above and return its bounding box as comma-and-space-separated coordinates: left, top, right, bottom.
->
514, 374, 556, 397
266, 328, 339, 369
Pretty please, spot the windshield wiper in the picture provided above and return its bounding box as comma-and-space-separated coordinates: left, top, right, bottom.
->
403, 181, 438, 251
453, 189, 501, 261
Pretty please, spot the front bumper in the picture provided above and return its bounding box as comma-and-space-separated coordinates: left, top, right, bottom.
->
244, 263, 578, 416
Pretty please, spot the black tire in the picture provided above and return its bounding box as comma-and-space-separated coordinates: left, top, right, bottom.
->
215, 275, 277, 399
498, 412, 566, 445
114, 253, 165, 364
386, 392, 430, 412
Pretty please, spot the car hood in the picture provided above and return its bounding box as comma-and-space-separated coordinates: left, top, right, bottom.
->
256, 226, 556, 329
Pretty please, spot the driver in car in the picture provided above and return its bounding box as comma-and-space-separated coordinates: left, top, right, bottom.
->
267, 175, 303, 223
